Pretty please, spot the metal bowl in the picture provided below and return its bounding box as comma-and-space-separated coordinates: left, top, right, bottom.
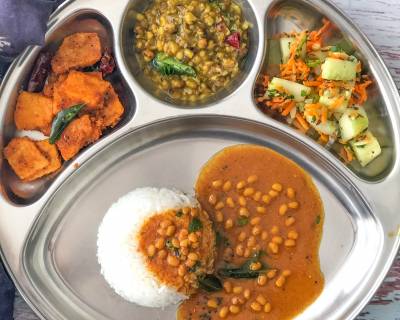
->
0, 0, 399, 319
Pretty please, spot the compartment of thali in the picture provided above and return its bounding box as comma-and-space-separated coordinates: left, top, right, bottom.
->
254, 0, 394, 181
121, 0, 259, 108
21, 116, 382, 320
0, 12, 136, 205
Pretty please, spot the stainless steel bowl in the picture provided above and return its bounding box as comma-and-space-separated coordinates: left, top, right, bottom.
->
0, 0, 399, 319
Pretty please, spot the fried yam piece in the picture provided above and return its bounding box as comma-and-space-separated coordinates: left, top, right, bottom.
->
14, 92, 53, 135
51, 32, 102, 74
43, 73, 67, 98
4, 137, 49, 181
52, 70, 111, 114
97, 86, 124, 129
56, 114, 102, 161
52, 70, 110, 113
4, 137, 62, 181
28, 140, 62, 180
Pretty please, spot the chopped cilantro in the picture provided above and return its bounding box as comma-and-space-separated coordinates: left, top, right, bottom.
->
237, 217, 249, 226
305, 58, 322, 68
189, 217, 203, 233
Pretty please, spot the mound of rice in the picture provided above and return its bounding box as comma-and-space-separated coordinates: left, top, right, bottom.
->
97, 187, 198, 308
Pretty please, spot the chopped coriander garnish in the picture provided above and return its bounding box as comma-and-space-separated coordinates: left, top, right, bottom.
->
189, 217, 203, 233
237, 217, 249, 226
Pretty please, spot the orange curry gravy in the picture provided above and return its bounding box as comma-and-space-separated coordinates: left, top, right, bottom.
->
178, 144, 324, 320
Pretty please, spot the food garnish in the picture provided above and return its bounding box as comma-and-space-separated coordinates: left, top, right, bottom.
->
49, 104, 85, 144
256, 18, 381, 167
152, 52, 196, 77
27, 52, 52, 92
218, 251, 266, 279
198, 274, 223, 292
189, 217, 203, 233
99, 48, 116, 76
236, 216, 249, 226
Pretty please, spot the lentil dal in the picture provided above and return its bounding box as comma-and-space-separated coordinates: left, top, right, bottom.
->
134, 0, 249, 102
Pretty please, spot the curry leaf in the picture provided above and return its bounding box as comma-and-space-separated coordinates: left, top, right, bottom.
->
152, 52, 196, 77
198, 274, 222, 292
218, 251, 267, 279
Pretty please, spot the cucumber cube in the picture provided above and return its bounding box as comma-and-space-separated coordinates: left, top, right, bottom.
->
305, 115, 338, 136
350, 131, 381, 167
319, 88, 352, 113
280, 37, 306, 63
268, 77, 311, 102
321, 58, 357, 81
339, 108, 369, 142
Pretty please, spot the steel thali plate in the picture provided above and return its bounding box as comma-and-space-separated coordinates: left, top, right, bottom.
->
0, 0, 399, 319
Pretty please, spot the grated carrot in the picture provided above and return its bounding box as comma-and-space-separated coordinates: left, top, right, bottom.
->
295, 113, 310, 131
319, 134, 329, 143
303, 80, 322, 87
330, 96, 345, 110
307, 18, 331, 52
305, 103, 321, 111
293, 119, 307, 133
281, 100, 296, 116
350, 80, 372, 105
339, 146, 354, 163
321, 107, 328, 124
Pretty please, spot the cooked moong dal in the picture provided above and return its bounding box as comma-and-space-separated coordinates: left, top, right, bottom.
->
134, 0, 249, 102
178, 144, 324, 320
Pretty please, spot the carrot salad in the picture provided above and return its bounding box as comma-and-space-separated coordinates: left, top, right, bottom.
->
255, 19, 381, 167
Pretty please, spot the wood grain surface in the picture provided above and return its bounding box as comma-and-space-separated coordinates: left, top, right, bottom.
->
12, 0, 400, 319
333, 0, 400, 319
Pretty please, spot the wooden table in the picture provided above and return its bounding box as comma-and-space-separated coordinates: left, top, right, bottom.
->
12, 0, 400, 319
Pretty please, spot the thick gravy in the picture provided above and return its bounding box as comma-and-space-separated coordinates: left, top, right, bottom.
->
178, 144, 324, 319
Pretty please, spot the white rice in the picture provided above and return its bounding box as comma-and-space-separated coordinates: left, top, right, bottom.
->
97, 187, 198, 308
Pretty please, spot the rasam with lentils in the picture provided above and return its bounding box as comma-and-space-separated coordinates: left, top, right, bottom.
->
134, 0, 250, 102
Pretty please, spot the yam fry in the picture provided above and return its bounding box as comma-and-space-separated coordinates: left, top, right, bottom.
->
14, 92, 53, 135
56, 115, 102, 161
43, 73, 67, 98
3, 137, 49, 181
52, 70, 111, 114
51, 32, 102, 74
27, 140, 62, 180
97, 86, 124, 129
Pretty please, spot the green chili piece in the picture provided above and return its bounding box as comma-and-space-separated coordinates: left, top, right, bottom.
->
49, 104, 85, 144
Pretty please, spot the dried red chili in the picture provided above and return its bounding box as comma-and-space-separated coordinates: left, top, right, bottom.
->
225, 32, 241, 49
